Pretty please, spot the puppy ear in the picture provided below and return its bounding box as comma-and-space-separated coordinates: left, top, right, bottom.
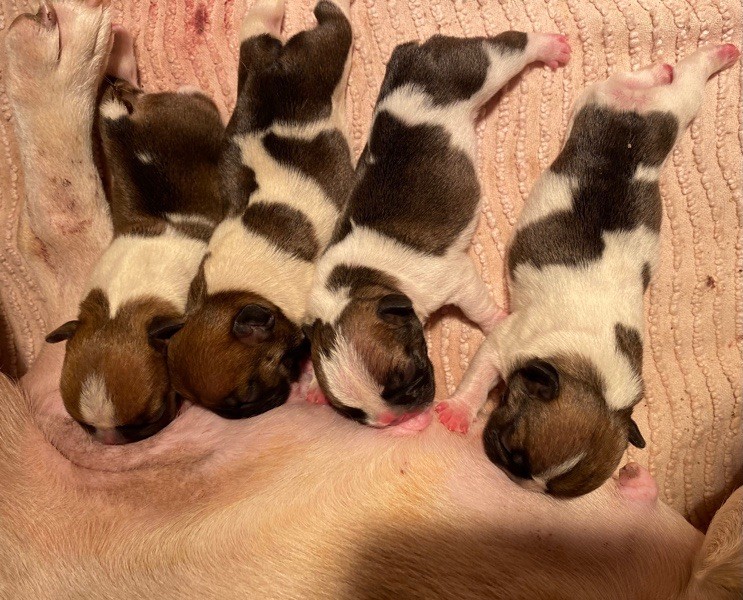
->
233, 304, 275, 344
45, 321, 80, 344
377, 294, 415, 324
148, 317, 185, 353
515, 359, 560, 401
627, 418, 646, 449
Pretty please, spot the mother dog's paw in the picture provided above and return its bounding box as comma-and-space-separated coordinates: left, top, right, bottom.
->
5, 0, 112, 112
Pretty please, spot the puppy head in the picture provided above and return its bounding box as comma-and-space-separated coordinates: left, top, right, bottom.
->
98, 79, 224, 232
483, 355, 646, 497
167, 291, 307, 419
46, 290, 183, 445
306, 269, 435, 427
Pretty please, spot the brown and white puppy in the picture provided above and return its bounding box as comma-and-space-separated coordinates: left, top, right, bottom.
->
437, 45, 742, 496
167, 0, 354, 419
304, 32, 571, 429
45, 29, 225, 444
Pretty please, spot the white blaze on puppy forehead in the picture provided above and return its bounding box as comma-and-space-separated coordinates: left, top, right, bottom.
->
79, 374, 116, 428
323, 334, 386, 417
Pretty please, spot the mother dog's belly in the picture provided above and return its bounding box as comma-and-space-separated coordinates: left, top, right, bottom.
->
1, 368, 701, 600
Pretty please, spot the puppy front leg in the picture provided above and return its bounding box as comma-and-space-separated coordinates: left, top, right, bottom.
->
435, 336, 502, 434
5, 0, 114, 329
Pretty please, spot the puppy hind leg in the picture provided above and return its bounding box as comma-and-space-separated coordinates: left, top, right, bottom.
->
650, 44, 740, 130
236, 0, 285, 94
240, 0, 285, 43
449, 259, 506, 336
279, 1, 353, 125
469, 32, 571, 112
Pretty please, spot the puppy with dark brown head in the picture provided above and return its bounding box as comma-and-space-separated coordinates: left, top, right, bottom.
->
304, 32, 571, 429
45, 28, 225, 444
437, 45, 741, 496
167, 0, 354, 419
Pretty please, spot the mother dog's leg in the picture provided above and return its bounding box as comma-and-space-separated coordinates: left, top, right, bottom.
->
5, 0, 113, 335
5, 1, 114, 406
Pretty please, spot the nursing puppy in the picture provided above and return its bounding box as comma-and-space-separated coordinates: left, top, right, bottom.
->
167, 0, 354, 419
45, 29, 225, 444
436, 45, 741, 496
304, 32, 571, 428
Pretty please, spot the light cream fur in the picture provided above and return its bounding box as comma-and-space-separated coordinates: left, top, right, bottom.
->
78, 372, 115, 428
85, 230, 208, 317
205, 217, 315, 324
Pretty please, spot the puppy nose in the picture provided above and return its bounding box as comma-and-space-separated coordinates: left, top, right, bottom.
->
93, 427, 129, 445
501, 441, 531, 479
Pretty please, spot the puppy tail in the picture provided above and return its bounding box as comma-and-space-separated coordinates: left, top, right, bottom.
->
684, 486, 743, 600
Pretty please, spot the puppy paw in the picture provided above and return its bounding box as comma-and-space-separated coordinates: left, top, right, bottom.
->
528, 33, 571, 70
435, 400, 475, 434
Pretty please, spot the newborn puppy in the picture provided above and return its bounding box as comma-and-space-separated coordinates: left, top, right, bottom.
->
167, 0, 354, 419
437, 45, 741, 496
45, 28, 225, 444
304, 33, 571, 428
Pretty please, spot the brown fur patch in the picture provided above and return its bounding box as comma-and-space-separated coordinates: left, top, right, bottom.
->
485, 353, 631, 497
242, 203, 320, 262
59, 289, 180, 431
168, 291, 305, 417
615, 323, 643, 377
98, 79, 225, 239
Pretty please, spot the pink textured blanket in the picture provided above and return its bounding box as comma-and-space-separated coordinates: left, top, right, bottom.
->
0, 0, 740, 529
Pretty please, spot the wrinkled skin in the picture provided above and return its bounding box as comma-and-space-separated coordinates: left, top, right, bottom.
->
0, 2, 741, 599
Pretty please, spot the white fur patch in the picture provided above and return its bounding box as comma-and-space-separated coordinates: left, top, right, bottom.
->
633, 163, 662, 182
322, 333, 386, 421
205, 218, 314, 324
534, 452, 585, 487
85, 230, 207, 317
308, 224, 474, 326
135, 151, 153, 164
165, 212, 215, 229
516, 172, 577, 229
100, 98, 128, 120
233, 133, 339, 246
270, 119, 338, 141
374, 85, 476, 160
497, 226, 659, 411
79, 373, 116, 428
